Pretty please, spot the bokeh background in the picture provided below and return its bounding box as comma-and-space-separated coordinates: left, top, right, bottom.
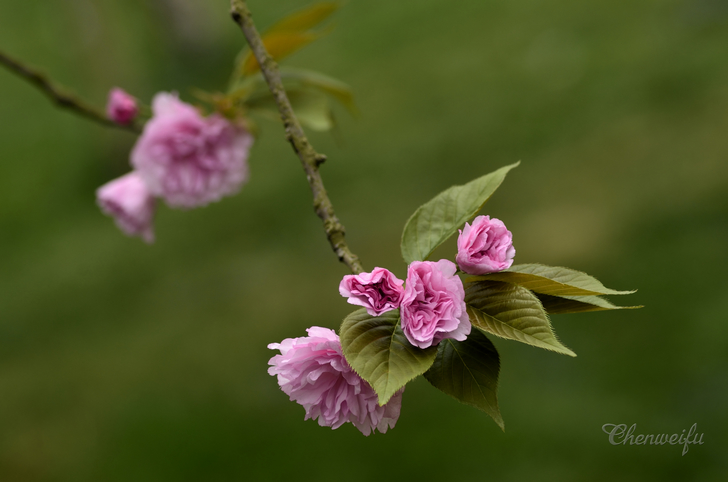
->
1, 0, 726, 480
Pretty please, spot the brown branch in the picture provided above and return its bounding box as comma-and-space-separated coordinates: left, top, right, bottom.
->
0, 49, 141, 134
229, 0, 364, 275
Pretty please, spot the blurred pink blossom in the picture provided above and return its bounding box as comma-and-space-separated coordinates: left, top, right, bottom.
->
456, 215, 515, 274
339, 267, 405, 317
400, 259, 470, 349
268, 326, 403, 436
96, 171, 156, 243
106, 87, 138, 125
131, 92, 253, 208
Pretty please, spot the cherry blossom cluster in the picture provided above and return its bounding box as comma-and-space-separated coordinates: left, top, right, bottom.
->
267, 215, 515, 435
97, 89, 254, 243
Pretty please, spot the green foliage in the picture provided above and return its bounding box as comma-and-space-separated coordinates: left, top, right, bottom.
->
537, 293, 642, 315
283, 90, 334, 131
229, 70, 354, 132
226, 1, 347, 132
239, 2, 340, 76
339, 309, 437, 405
279, 67, 357, 116
400, 162, 519, 264
335, 171, 644, 428
469, 263, 635, 296
424, 329, 504, 430
241, 67, 357, 131
247, 88, 334, 131
465, 280, 576, 357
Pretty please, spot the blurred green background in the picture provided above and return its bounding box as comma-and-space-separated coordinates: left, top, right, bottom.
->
1, 0, 726, 480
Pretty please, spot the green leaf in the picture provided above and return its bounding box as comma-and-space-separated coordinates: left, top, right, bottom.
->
285, 90, 334, 131
400, 162, 519, 264
340, 308, 437, 405
468, 263, 635, 296
424, 329, 504, 430
537, 293, 643, 315
246, 89, 334, 131
465, 280, 576, 357
232, 69, 355, 120
279, 67, 357, 115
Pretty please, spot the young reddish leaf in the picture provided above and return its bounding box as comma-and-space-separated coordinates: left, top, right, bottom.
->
268, 2, 340, 33
242, 31, 323, 75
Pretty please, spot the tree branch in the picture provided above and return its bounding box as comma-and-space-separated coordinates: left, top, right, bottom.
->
229, 0, 364, 275
0, 49, 141, 134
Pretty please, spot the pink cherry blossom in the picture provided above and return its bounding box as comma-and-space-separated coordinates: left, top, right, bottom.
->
268, 327, 403, 436
456, 215, 515, 274
400, 259, 470, 349
96, 171, 156, 243
131, 92, 253, 208
339, 267, 405, 317
106, 87, 138, 125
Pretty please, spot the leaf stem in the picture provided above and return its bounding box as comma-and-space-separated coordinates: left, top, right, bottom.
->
229, 0, 364, 274
0, 49, 141, 134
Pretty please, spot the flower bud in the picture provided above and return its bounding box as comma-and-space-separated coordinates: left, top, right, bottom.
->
456, 215, 515, 275
106, 87, 138, 125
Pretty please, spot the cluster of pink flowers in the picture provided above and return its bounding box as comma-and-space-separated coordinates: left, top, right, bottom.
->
268, 215, 514, 434
97, 89, 254, 243
339, 259, 471, 349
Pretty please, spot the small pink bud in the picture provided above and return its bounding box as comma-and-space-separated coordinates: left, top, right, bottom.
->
96, 172, 156, 243
106, 87, 138, 125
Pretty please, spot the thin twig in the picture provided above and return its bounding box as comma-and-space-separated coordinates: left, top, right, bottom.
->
229, 0, 364, 275
0, 49, 141, 134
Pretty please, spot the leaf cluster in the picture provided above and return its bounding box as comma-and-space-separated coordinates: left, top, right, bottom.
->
339, 163, 640, 429
227, 2, 354, 132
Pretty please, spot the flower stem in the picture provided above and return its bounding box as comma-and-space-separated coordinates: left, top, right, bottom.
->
0, 49, 141, 134
229, 0, 364, 275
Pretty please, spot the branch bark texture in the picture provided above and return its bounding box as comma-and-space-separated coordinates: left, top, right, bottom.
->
230, 0, 364, 274
0, 49, 140, 134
